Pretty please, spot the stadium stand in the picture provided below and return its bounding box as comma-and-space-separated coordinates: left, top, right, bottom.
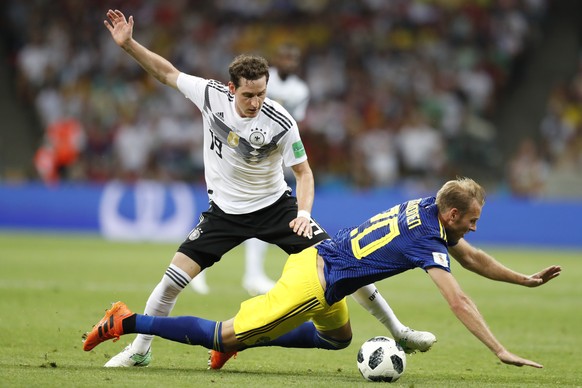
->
2, 0, 579, 196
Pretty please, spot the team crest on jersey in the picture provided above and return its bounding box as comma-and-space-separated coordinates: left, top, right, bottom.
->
188, 227, 202, 241
249, 128, 267, 146
227, 131, 240, 148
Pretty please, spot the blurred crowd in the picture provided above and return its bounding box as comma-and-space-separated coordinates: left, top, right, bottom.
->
4, 0, 554, 193
505, 52, 582, 198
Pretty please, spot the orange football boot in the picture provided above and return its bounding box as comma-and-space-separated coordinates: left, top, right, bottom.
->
83, 301, 133, 351
208, 349, 238, 370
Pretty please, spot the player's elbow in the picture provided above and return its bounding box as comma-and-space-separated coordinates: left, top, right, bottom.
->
447, 292, 472, 315
458, 258, 477, 272
151, 68, 179, 89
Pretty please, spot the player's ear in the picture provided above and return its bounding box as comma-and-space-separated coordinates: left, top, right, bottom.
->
227, 81, 236, 94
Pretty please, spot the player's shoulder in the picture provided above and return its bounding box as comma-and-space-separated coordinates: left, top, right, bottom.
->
178, 73, 228, 95
419, 201, 447, 242
263, 96, 286, 113
207, 79, 230, 95
261, 97, 296, 130
401, 196, 442, 236
419, 199, 441, 229
401, 196, 436, 217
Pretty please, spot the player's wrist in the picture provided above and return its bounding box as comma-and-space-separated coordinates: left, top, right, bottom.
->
297, 210, 311, 219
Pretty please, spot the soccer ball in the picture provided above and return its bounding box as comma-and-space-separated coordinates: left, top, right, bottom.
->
357, 336, 406, 382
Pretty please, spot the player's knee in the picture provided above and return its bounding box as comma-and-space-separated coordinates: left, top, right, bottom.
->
160, 263, 195, 296
316, 333, 352, 350
334, 336, 352, 350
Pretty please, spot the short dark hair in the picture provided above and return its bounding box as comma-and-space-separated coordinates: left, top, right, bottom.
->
436, 177, 486, 214
228, 54, 270, 88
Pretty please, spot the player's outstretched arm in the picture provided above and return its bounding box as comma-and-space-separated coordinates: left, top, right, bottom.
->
103, 9, 180, 89
427, 267, 543, 368
448, 239, 561, 287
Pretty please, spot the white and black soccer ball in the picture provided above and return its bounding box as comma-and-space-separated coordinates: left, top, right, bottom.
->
357, 336, 406, 382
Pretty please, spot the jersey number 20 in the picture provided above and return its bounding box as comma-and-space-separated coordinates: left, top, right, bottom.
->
350, 205, 401, 259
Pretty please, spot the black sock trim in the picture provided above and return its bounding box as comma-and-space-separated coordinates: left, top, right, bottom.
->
122, 314, 137, 333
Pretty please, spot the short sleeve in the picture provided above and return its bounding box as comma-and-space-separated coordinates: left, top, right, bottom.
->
176, 73, 208, 110
405, 236, 451, 272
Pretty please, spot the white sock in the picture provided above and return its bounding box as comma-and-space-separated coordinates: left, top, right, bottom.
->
351, 284, 407, 337
243, 238, 269, 280
131, 264, 191, 354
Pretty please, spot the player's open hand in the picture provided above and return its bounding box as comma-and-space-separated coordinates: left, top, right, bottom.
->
496, 349, 543, 368
523, 265, 562, 287
104, 9, 134, 47
289, 215, 312, 239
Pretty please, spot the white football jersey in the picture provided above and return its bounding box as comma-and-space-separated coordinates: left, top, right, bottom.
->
267, 67, 310, 122
177, 73, 307, 214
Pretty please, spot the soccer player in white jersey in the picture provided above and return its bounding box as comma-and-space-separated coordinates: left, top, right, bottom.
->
100, 9, 435, 368
192, 43, 312, 295
242, 43, 311, 295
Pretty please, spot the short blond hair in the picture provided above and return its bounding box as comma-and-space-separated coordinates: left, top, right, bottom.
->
436, 177, 486, 213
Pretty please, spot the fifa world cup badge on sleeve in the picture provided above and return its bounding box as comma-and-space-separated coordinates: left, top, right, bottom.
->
432, 252, 449, 268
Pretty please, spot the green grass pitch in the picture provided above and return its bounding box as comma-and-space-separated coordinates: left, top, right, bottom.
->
0, 232, 580, 387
